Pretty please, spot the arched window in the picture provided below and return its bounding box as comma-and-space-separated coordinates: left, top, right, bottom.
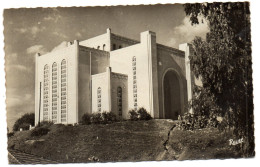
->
117, 87, 122, 117
60, 59, 67, 123
43, 65, 49, 121
132, 56, 138, 110
97, 46, 100, 50
52, 62, 58, 123
103, 44, 106, 50
97, 87, 101, 112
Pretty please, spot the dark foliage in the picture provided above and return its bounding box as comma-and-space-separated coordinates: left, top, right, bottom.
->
129, 108, 152, 121
81, 113, 92, 125
137, 108, 152, 120
31, 127, 50, 137
129, 109, 139, 121
176, 112, 219, 131
101, 111, 117, 124
184, 2, 254, 156
13, 113, 35, 131
82, 112, 117, 125
7, 132, 14, 138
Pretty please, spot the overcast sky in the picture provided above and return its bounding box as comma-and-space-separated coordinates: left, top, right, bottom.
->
4, 4, 208, 130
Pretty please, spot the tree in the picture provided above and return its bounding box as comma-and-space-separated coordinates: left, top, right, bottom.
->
13, 113, 35, 131
184, 2, 254, 156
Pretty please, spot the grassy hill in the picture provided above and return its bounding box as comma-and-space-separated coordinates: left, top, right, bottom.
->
8, 120, 241, 163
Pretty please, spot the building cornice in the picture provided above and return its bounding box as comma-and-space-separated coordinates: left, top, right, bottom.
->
157, 44, 185, 57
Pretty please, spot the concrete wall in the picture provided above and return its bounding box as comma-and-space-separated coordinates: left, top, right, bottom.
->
91, 68, 111, 113
157, 45, 188, 118
79, 28, 111, 51
78, 46, 110, 121
110, 31, 159, 117
111, 33, 139, 51
35, 40, 79, 125
110, 72, 128, 119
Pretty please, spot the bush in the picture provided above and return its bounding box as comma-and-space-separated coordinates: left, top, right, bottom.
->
82, 112, 117, 125
7, 132, 14, 138
13, 113, 35, 131
129, 109, 139, 121
37, 121, 54, 128
91, 112, 103, 124
81, 113, 92, 125
129, 108, 152, 121
176, 112, 220, 131
31, 127, 50, 137
137, 108, 152, 120
101, 112, 117, 124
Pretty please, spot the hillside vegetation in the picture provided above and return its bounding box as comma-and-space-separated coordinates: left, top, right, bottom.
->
8, 120, 241, 163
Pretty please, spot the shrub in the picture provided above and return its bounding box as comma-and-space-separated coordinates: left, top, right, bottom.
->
13, 113, 35, 131
101, 112, 117, 124
31, 127, 50, 137
129, 109, 139, 121
7, 132, 14, 138
37, 121, 54, 128
91, 112, 103, 124
81, 113, 92, 125
176, 112, 220, 131
137, 108, 152, 120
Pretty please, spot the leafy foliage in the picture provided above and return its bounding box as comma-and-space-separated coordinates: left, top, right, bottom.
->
13, 113, 35, 131
129, 109, 139, 121
81, 111, 117, 125
129, 108, 152, 121
176, 112, 219, 131
184, 2, 254, 156
31, 127, 50, 137
137, 108, 152, 120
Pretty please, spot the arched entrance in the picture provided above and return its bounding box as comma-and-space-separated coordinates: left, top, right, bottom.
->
163, 70, 182, 120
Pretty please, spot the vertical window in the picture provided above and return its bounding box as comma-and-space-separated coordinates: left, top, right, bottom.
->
119, 45, 122, 49
103, 44, 106, 50
43, 65, 49, 121
97, 46, 100, 50
113, 44, 116, 50
52, 62, 58, 123
61, 59, 67, 123
97, 87, 101, 112
117, 87, 122, 117
132, 56, 138, 110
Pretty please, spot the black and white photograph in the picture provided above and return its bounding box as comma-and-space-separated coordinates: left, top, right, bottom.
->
1, 0, 257, 165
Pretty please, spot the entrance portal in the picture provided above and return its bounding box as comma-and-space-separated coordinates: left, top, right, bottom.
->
163, 70, 181, 120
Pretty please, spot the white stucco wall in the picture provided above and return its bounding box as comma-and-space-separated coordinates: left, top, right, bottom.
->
35, 40, 79, 125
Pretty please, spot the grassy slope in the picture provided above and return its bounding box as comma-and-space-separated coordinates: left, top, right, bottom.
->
8, 120, 175, 163
8, 120, 241, 163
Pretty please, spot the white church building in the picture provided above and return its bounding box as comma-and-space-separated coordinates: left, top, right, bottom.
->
34, 28, 194, 125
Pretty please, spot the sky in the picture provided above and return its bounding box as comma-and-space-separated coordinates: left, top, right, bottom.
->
4, 4, 209, 130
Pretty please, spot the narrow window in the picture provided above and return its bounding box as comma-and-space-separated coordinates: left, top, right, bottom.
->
43, 65, 49, 121
119, 45, 122, 49
113, 44, 116, 50
97, 87, 101, 112
132, 56, 137, 110
103, 44, 106, 50
117, 87, 122, 117
52, 62, 58, 123
97, 46, 100, 50
60, 59, 67, 123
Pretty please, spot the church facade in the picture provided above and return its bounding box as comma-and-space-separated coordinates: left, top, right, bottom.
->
34, 28, 194, 125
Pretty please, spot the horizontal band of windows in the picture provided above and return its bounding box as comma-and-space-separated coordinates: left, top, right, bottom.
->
52, 111, 57, 114
61, 110, 66, 113
61, 97, 66, 100
98, 104, 101, 107
61, 88, 66, 91
61, 115, 66, 118
52, 107, 57, 110
61, 119, 66, 122
61, 66, 66, 69
61, 79, 66, 82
